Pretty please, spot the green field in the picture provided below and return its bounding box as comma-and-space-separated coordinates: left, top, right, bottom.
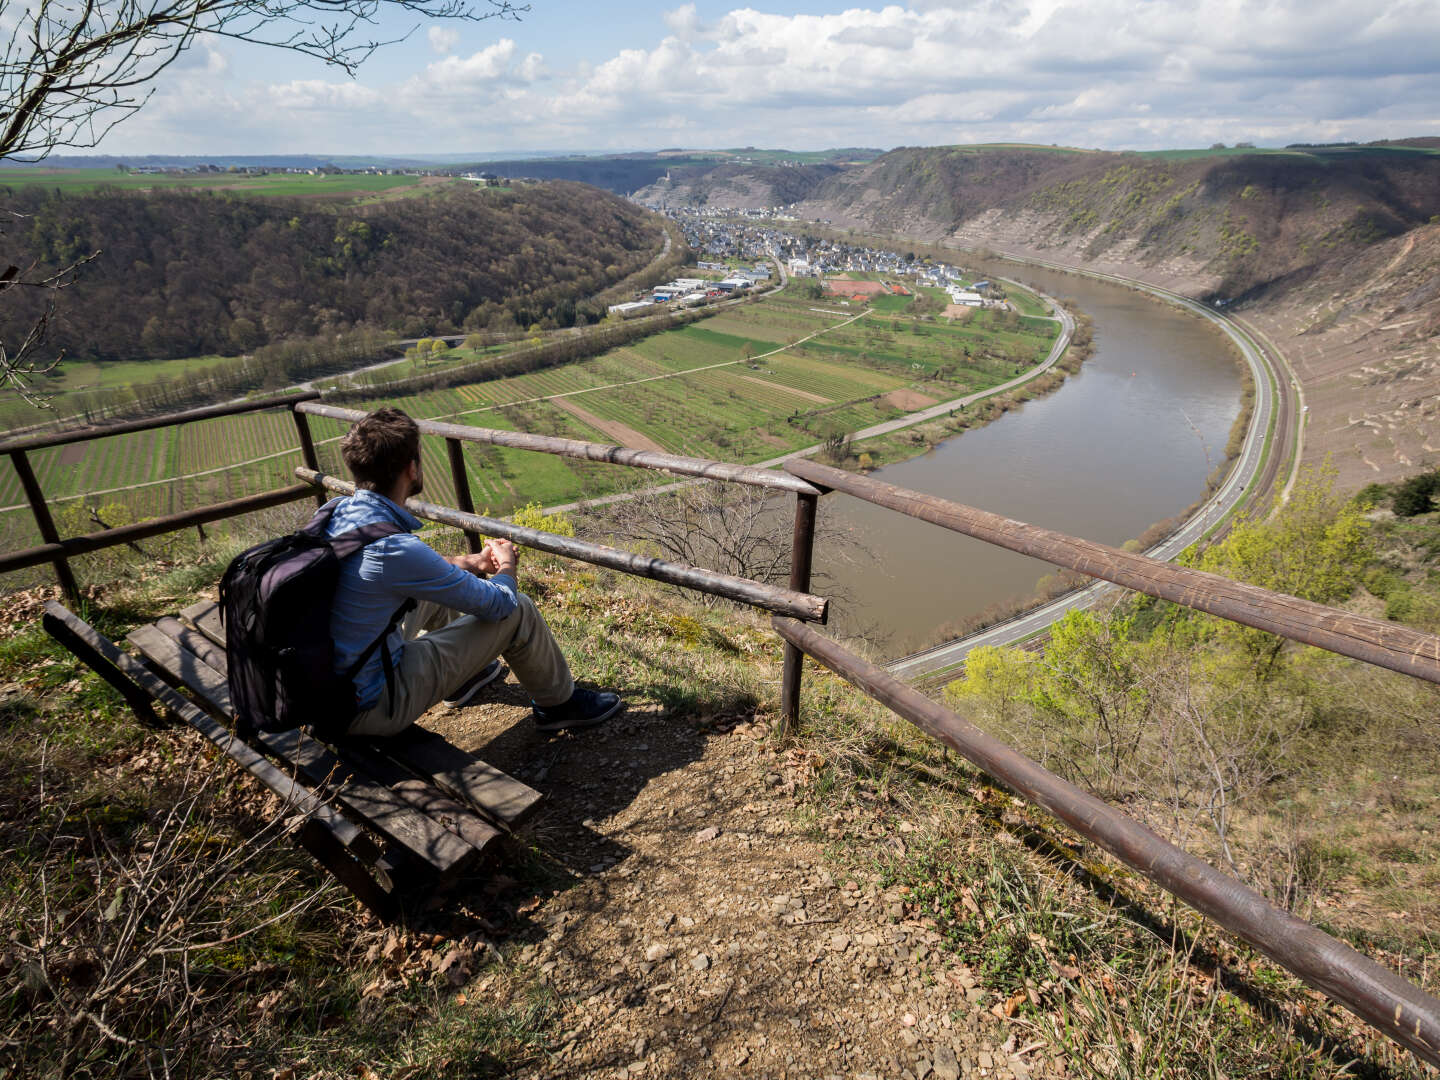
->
0, 286, 1059, 550
0, 354, 240, 430
1004, 282, 1051, 318
319, 340, 516, 391
0, 168, 435, 198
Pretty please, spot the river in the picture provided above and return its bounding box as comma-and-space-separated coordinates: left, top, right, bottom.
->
816, 263, 1244, 656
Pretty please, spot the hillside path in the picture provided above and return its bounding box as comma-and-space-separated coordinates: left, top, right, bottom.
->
431, 680, 1057, 1080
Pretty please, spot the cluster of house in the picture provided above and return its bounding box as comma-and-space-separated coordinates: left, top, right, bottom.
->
652, 208, 1007, 310
606, 263, 774, 320
665, 209, 959, 281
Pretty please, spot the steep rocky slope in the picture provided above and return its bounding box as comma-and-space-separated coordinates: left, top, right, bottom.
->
795, 147, 1440, 295
1236, 219, 1440, 487
638, 161, 844, 209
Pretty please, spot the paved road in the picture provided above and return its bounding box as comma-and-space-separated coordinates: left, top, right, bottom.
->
888, 257, 1290, 684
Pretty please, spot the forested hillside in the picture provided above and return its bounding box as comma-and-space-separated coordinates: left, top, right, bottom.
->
1, 181, 666, 362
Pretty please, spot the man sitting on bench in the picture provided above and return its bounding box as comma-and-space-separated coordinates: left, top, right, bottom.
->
329, 406, 621, 736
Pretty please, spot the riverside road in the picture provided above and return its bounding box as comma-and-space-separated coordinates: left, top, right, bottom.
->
889, 257, 1295, 684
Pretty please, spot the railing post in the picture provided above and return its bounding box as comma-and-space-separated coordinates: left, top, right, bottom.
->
291, 407, 325, 508
445, 437, 483, 554
778, 490, 818, 738
9, 449, 79, 603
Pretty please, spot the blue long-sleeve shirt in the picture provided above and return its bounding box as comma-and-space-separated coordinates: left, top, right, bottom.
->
326, 490, 518, 709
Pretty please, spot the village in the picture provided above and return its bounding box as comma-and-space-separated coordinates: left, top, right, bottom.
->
609, 208, 1001, 317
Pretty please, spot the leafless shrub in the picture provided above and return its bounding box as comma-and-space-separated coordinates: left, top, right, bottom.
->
584, 479, 854, 602
949, 616, 1311, 901
2, 746, 339, 1078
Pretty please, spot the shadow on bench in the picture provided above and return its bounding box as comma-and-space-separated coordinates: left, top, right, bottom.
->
43, 599, 544, 920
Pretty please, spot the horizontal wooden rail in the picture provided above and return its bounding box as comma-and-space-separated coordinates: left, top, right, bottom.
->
0, 391, 322, 455
296, 468, 828, 622
0, 484, 316, 573
772, 616, 1440, 1069
786, 458, 1440, 686
297, 401, 822, 496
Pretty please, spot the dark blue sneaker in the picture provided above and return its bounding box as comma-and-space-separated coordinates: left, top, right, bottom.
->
444, 660, 505, 707
532, 688, 622, 733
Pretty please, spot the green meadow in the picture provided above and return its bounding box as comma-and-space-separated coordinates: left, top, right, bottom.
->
0, 168, 435, 198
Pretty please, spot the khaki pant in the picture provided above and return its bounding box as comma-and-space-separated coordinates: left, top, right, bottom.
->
347, 593, 574, 737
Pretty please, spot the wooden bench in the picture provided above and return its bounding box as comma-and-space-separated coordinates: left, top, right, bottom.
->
43, 599, 543, 919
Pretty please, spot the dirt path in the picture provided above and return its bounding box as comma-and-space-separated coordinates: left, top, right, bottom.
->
434, 688, 1047, 1080
550, 397, 667, 453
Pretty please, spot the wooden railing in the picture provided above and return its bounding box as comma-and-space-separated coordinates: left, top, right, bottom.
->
0, 397, 829, 728
4, 400, 1440, 1066
0, 392, 323, 598
784, 458, 1440, 686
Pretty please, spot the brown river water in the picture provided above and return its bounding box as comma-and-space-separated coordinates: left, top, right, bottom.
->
816, 264, 1243, 656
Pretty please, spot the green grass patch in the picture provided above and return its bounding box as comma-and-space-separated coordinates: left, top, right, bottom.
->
868, 292, 915, 313
0, 168, 434, 199
1005, 283, 1051, 318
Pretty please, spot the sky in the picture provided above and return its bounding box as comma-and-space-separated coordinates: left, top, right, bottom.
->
94, 0, 1440, 156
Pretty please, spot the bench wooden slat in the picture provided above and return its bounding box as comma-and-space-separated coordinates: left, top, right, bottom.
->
154, 616, 526, 839
361, 727, 545, 829
42, 603, 385, 878
341, 742, 504, 856
261, 729, 481, 879
127, 624, 235, 716
176, 601, 543, 830
156, 615, 229, 675
180, 599, 225, 647
127, 625, 481, 878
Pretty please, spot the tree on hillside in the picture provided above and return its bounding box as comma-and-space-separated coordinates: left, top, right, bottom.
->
1, 0, 529, 405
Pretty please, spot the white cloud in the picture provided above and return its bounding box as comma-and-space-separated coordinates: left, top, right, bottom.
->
662, 3, 703, 40
268, 80, 384, 110
97, 1, 1440, 155
427, 27, 460, 56
517, 52, 547, 82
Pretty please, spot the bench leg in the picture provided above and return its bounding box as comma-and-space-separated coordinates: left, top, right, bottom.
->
297, 819, 399, 921
42, 606, 164, 728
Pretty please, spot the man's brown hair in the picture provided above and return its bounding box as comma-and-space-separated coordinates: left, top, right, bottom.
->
341, 406, 420, 491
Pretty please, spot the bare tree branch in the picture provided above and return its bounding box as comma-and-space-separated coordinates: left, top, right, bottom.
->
0, 246, 97, 405
0, 0, 529, 161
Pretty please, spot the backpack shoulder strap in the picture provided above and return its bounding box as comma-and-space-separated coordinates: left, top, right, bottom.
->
326, 520, 412, 561
298, 498, 343, 537
342, 596, 418, 682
